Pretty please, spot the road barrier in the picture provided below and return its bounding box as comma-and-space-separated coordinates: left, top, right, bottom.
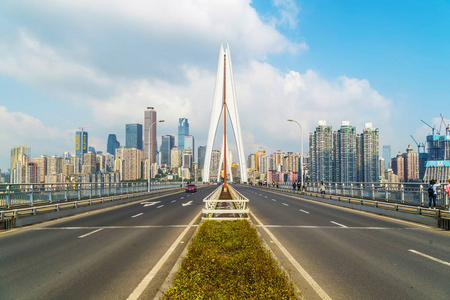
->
202, 185, 249, 220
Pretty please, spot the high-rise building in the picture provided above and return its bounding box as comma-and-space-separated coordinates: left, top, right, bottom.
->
160, 135, 175, 167
404, 145, 419, 182
247, 154, 257, 171
335, 121, 357, 182
197, 146, 206, 170
107, 134, 120, 157
126, 124, 143, 150
362, 123, 379, 182
309, 121, 333, 183
25, 162, 39, 184
178, 118, 189, 152
48, 156, 63, 174
75, 131, 88, 156
10, 146, 31, 183
392, 152, 405, 182
255, 150, 265, 171
183, 149, 193, 171
33, 156, 48, 183
382, 145, 391, 171
184, 135, 195, 163
170, 146, 182, 171
144, 107, 157, 163
82, 152, 97, 175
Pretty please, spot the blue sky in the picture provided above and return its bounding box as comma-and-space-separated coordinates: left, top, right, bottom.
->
0, 0, 449, 171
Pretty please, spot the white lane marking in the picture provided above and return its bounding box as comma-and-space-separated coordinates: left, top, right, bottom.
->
251, 212, 332, 300
78, 228, 103, 239
157, 205, 164, 209
272, 199, 277, 201
180, 197, 184, 200
127, 210, 201, 300
299, 209, 310, 214
171, 200, 176, 203
131, 213, 144, 218
282, 203, 289, 206
143, 201, 160, 207
330, 221, 347, 228
182, 201, 193, 207
265, 196, 268, 198
409, 249, 450, 267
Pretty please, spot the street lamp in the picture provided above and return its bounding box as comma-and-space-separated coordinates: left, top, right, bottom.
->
287, 119, 303, 189
148, 120, 164, 192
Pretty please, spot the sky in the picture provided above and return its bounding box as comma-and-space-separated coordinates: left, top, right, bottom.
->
0, 0, 449, 171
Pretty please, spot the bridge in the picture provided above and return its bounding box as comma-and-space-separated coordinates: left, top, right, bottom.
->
1, 182, 450, 299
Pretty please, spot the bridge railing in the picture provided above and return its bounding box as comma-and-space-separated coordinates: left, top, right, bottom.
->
267, 181, 450, 209
0, 182, 181, 208
202, 185, 249, 220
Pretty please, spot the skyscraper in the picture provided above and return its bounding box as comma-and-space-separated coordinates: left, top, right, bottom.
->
335, 121, 357, 182
107, 134, 120, 157
75, 131, 88, 156
178, 118, 189, 152
392, 152, 405, 182
126, 124, 143, 150
184, 135, 195, 162
362, 123, 379, 182
309, 121, 333, 182
160, 135, 175, 166
382, 145, 391, 171
10, 146, 31, 183
170, 146, 182, 171
198, 146, 206, 170
144, 107, 157, 163
404, 145, 419, 182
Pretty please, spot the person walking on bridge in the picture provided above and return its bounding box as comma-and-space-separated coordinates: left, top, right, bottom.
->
428, 179, 441, 209
319, 181, 326, 195
445, 179, 450, 208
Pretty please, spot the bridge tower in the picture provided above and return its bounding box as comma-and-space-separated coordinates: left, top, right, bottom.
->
203, 43, 248, 184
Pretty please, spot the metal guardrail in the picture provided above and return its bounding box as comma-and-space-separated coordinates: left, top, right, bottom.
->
258, 184, 450, 220
202, 185, 249, 220
269, 181, 450, 210
0, 182, 181, 208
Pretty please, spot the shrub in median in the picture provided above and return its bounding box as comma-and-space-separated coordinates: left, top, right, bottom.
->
164, 220, 299, 299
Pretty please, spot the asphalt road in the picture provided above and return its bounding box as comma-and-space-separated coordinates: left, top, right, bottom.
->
235, 185, 450, 300
0, 185, 216, 300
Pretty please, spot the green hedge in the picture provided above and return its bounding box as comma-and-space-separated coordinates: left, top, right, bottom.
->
164, 220, 299, 299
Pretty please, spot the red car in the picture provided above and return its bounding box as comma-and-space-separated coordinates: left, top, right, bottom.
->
185, 184, 197, 193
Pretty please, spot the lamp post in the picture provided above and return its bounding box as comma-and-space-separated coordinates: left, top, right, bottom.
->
287, 119, 303, 189
148, 120, 164, 192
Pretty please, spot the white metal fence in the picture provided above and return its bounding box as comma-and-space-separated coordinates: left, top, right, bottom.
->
202, 185, 249, 220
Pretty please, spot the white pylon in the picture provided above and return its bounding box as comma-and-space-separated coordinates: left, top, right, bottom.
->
203, 43, 248, 183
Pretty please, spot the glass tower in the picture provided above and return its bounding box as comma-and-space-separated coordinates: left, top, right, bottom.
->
160, 135, 175, 166
126, 124, 143, 150
107, 134, 120, 158
382, 145, 391, 170
178, 118, 189, 152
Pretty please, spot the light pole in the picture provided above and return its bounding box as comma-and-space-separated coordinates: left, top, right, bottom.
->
148, 120, 164, 192
287, 119, 303, 189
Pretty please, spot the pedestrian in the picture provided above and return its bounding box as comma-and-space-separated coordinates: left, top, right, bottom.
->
292, 181, 296, 192
428, 179, 441, 209
297, 181, 301, 191
276, 181, 279, 188
319, 181, 325, 194
445, 178, 450, 200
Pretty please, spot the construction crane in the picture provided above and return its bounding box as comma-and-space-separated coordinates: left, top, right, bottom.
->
421, 119, 438, 135
410, 135, 425, 153
440, 114, 450, 135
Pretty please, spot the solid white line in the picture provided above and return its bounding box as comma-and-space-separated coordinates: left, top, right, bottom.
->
409, 249, 450, 267
251, 212, 332, 300
131, 213, 144, 218
78, 228, 103, 239
157, 205, 164, 209
127, 210, 201, 300
299, 209, 310, 214
330, 221, 347, 228
282, 203, 289, 206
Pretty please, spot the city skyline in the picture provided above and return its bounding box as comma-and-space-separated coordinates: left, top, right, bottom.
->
1, 1, 449, 171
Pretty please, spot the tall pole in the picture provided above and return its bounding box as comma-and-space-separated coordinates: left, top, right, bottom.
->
148, 120, 164, 192
223, 53, 227, 190
288, 119, 303, 189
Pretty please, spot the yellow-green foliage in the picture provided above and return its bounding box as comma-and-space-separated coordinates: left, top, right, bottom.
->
164, 220, 298, 299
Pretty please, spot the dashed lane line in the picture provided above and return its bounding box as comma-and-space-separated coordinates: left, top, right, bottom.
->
131, 213, 144, 218
251, 211, 332, 300
171, 200, 176, 203
299, 209, 310, 214
157, 205, 164, 209
78, 228, 104, 239
282, 203, 289, 206
330, 221, 347, 228
272, 199, 277, 201
409, 249, 450, 267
